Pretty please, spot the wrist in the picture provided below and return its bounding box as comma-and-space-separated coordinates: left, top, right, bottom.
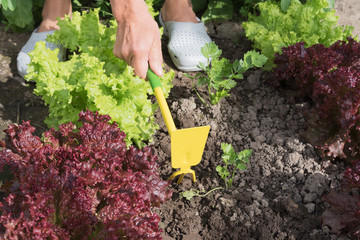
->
110, 0, 149, 22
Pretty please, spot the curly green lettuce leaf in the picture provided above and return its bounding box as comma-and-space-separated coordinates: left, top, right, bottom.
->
48, 9, 170, 92
145, 0, 159, 18
27, 9, 174, 147
242, 0, 355, 69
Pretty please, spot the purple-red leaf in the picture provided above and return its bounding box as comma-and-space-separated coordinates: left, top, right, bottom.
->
322, 190, 360, 236
0, 109, 171, 239
273, 37, 360, 160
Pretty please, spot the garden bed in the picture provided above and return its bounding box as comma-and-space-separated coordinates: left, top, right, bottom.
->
155, 37, 347, 239
0, 1, 359, 239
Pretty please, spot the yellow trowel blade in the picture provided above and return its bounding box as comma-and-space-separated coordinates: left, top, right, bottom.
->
171, 126, 210, 169
147, 69, 210, 183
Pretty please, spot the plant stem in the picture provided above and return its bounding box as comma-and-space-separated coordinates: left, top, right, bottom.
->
223, 162, 230, 188
194, 87, 208, 107
228, 168, 237, 188
196, 187, 223, 197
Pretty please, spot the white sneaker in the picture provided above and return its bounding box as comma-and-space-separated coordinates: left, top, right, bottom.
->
159, 11, 212, 72
17, 27, 64, 78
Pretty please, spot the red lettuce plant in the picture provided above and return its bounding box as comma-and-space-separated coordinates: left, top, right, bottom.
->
274, 37, 360, 238
322, 159, 360, 238
0, 110, 171, 239
273, 37, 360, 161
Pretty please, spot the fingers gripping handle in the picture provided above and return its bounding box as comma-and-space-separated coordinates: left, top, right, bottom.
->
147, 68, 163, 90
147, 69, 176, 134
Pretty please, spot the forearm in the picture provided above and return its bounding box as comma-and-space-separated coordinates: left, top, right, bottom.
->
110, 0, 149, 22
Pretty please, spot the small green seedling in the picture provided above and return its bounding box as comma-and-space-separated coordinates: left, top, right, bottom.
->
216, 143, 252, 188
187, 42, 267, 106
179, 143, 251, 200
179, 187, 224, 201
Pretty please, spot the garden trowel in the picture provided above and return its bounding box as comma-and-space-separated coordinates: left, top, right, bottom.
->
147, 69, 210, 183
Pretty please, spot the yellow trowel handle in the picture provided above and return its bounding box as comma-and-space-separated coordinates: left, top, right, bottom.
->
147, 70, 176, 135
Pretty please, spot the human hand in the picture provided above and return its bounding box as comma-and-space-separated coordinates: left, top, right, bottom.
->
111, 0, 163, 79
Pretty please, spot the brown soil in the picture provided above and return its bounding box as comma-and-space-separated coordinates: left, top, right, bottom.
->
0, 1, 359, 239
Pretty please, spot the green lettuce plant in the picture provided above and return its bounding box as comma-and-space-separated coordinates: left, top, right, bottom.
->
26, 9, 174, 148
242, 0, 355, 69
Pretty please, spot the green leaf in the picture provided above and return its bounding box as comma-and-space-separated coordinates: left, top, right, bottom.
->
236, 149, 252, 170
232, 59, 243, 73
209, 58, 231, 82
327, 0, 335, 8
324, 0, 335, 12
238, 149, 252, 162
222, 144, 251, 171
218, 143, 252, 188
198, 61, 207, 71
179, 189, 198, 201
27, 9, 174, 148
201, 0, 234, 23
236, 164, 248, 171
1, 0, 33, 29
243, 50, 268, 68
233, 73, 243, 79
216, 165, 229, 180
0, 0, 17, 11
196, 76, 209, 87
211, 82, 220, 91
280, 0, 292, 12
210, 90, 229, 105
72, 0, 82, 7
223, 80, 237, 89
242, 0, 354, 69
201, 42, 222, 59
196, 43, 265, 106
180, 187, 223, 200
221, 143, 233, 156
